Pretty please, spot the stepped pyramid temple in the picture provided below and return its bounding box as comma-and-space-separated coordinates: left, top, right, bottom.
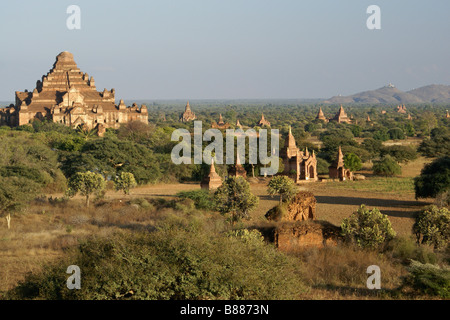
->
328, 146, 352, 181
211, 114, 230, 129
200, 159, 223, 190
315, 107, 328, 122
281, 127, 318, 183
330, 105, 352, 124
180, 101, 196, 122
0, 51, 148, 131
257, 113, 271, 127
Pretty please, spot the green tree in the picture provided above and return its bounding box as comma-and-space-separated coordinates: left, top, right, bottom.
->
388, 128, 405, 140
372, 156, 402, 176
214, 177, 259, 224
67, 171, 106, 207
341, 205, 396, 249
418, 127, 450, 157
114, 172, 137, 195
413, 205, 449, 249
343, 153, 362, 172
267, 175, 298, 204
380, 145, 417, 163
0, 176, 40, 229
414, 156, 450, 199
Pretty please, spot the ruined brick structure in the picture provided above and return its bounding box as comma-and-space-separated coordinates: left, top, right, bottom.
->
262, 191, 341, 250
281, 127, 318, 182
0, 51, 148, 130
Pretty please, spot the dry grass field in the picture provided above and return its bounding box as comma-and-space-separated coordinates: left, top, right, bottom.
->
0, 156, 437, 298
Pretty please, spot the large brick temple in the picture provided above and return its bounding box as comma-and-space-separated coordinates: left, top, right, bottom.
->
0, 51, 148, 131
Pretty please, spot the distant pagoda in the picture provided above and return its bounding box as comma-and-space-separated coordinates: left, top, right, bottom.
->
315, 107, 328, 122
330, 105, 352, 124
396, 104, 407, 114
211, 114, 230, 129
180, 101, 196, 122
257, 113, 271, 127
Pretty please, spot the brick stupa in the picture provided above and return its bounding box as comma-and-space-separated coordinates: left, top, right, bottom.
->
201, 159, 223, 190
315, 107, 328, 122
328, 146, 352, 181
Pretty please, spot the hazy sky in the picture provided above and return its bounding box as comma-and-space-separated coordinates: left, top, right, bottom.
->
1, 0, 449, 101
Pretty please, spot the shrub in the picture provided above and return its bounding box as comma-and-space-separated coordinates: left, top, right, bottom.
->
414, 156, 450, 199
372, 156, 402, 176
343, 153, 362, 172
67, 171, 106, 207
176, 189, 216, 211
316, 158, 330, 175
404, 260, 450, 298
341, 205, 396, 249
114, 172, 137, 195
214, 177, 259, 224
386, 237, 437, 264
267, 175, 298, 204
413, 205, 450, 249
7, 225, 305, 300
388, 128, 405, 140
380, 145, 417, 163
265, 203, 288, 221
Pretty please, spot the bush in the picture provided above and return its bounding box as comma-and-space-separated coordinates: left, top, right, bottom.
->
341, 205, 396, 249
404, 260, 450, 298
386, 237, 437, 264
388, 128, 405, 140
176, 189, 216, 211
380, 145, 417, 163
413, 205, 450, 249
414, 156, 450, 199
316, 157, 330, 175
7, 225, 305, 300
265, 203, 288, 221
214, 177, 259, 224
372, 156, 402, 176
343, 153, 362, 172
267, 175, 298, 204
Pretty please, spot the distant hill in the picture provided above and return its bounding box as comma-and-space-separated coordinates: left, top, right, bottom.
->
323, 84, 450, 104
406, 84, 450, 103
